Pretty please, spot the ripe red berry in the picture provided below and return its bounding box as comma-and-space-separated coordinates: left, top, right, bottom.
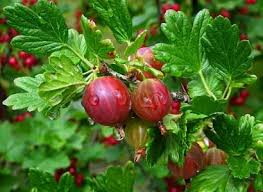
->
29, 0, 38, 5
204, 148, 227, 166
170, 100, 181, 114
239, 6, 249, 15
23, 55, 37, 68
240, 33, 248, 40
220, 9, 231, 18
171, 3, 181, 12
75, 174, 84, 187
68, 167, 77, 176
0, 34, 11, 43
8, 28, 18, 38
246, 0, 256, 5
82, 77, 131, 126
168, 185, 185, 192
22, 0, 29, 5
161, 3, 172, 15
54, 169, 64, 182
230, 96, 245, 106
136, 47, 163, 70
240, 89, 249, 98
8, 56, 20, 70
18, 51, 30, 60
102, 135, 119, 146
0, 18, 6, 25
132, 79, 172, 122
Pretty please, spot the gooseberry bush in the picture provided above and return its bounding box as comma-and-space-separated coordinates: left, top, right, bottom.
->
1, 0, 263, 191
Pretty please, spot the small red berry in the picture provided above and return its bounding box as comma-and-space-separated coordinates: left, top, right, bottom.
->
68, 167, 77, 176
171, 3, 181, 12
0, 34, 11, 43
29, 0, 38, 5
246, 0, 256, 5
54, 169, 64, 182
239, 6, 249, 15
240, 89, 249, 98
8, 28, 18, 38
0, 18, 6, 25
168, 185, 185, 192
102, 135, 119, 146
161, 3, 172, 15
23, 55, 37, 68
240, 33, 248, 40
8, 56, 20, 70
75, 174, 84, 187
220, 9, 231, 18
21, 0, 29, 5
230, 96, 245, 106
170, 100, 181, 114
18, 51, 30, 60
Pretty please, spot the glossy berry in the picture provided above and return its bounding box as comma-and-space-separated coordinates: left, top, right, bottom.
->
8, 28, 18, 38
240, 33, 248, 40
136, 47, 163, 70
102, 135, 119, 146
8, 56, 20, 70
170, 100, 181, 114
230, 96, 245, 106
125, 117, 149, 150
68, 167, 77, 176
75, 174, 84, 187
246, 0, 256, 4
0, 34, 10, 43
18, 51, 30, 60
23, 55, 37, 68
171, 4, 181, 12
132, 79, 172, 122
240, 89, 249, 98
82, 77, 131, 126
161, 3, 172, 15
220, 9, 231, 18
204, 148, 227, 166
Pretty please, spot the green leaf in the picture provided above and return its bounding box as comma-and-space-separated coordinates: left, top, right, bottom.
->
188, 65, 224, 98
39, 55, 85, 116
81, 16, 115, 63
153, 9, 211, 77
3, 75, 48, 112
146, 117, 189, 166
255, 173, 263, 191
52, 29, 87, 65
252, 123, 263, 161
163, 114, 182, 134
124, 30, 147, 56
227, 156, 260, 179
189, 165, 248, 192
29, 169, 57, 192
191, 96, 227, 115
57, 173, 75, 192
205, 114, 254, 155
4, 0, 68, 56
202, 16, 253, 82
89, 0, 132, 43
89, 162, 135, 192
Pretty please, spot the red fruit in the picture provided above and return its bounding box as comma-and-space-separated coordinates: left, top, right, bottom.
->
23, 55, 37, 68
68, 167, 77, 176
75, 174, 84, 187
150, 26, 158, 36
54, 169, 64, 182
220, 9, 231, 18
82, 77, 131, 126
246, 0, 256, 4
8, 28, 18, 38
0, 34, 10, 43
247, 183, 255, 192
8, 56, 20, 70
169, 143, 204, 180
0, 18, 6, 25
21, 0, 29, 5
161, 3, 172, 15
29, 0, 38, 5
14, 112, 32, 122
18, 51, 30, 60
204, 148, 227, 166
240, 33, 248, 40
132, 79, 172, 122
170, 100, 181, 114
171, 3, 181, 12
103, 135, 119, 146
136, 47, 163, 70
240, 89, 249, 98
168, 185, 185, 192
230, 96, 245, 106
239, 6, 249, 15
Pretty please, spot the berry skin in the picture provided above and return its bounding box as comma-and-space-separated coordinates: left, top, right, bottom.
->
0, 34, 11, 43
171, 4, 181, 12
29, 0, 38, 5
102, 135, 119, 146
18, 51, 30, 60
68, 167, 77, 176
246, 0, 256, 5
8, 56, 20, 70
136, 47, 163, 70
23, 55, 37, 68
82, 77, 131, 126
240, 33, 248, 40
239, 6, 249, 15
168, 185, 185, 192
240, 89, 249, 98
132, 79, 172, 122
170, 100, 181, 114
8, 28, 18, 38
0, 18, 6, 25
230, 96, 245, 106
161, 3, 172, 15
54, 169, 64, 182
21, 0, 29, 5
75, 174, 84, 187
220, 9, 231, 18
204, 148, 227, 166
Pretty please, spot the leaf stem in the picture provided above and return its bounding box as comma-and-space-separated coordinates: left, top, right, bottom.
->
65, 45, 94, 69
222, 79, 231, 99
198, 70, 217, 100
225, 86, 232, 100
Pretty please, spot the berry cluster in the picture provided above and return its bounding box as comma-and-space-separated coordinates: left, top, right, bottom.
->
8, 52, 38, 71
54, 158, 85, 187
230, 89, 250, 106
